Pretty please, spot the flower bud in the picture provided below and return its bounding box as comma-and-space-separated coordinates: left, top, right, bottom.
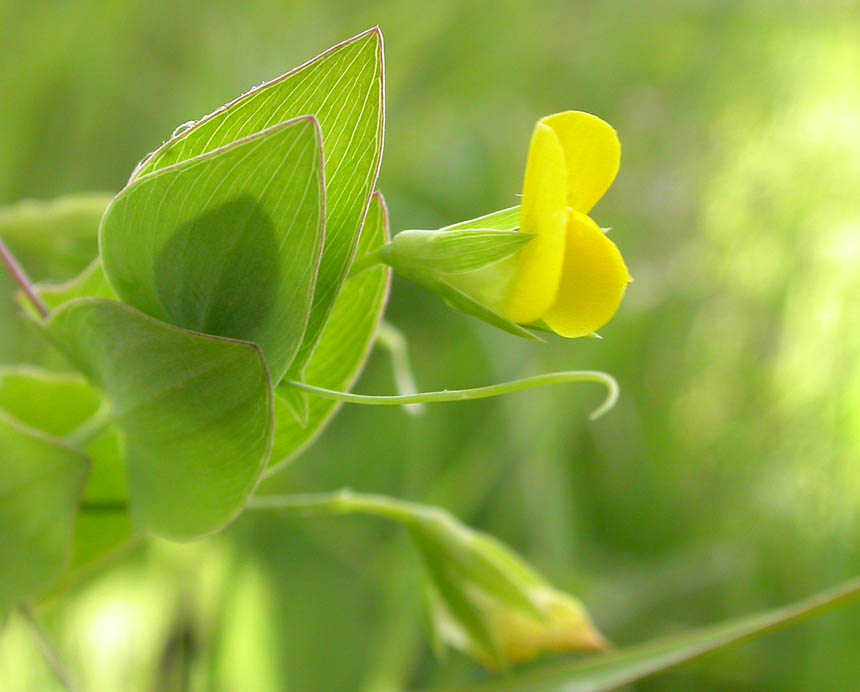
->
378, 227, 538, 339
407, 508, 608, 668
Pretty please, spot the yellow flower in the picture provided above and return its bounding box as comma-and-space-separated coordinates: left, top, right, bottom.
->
506, 111, 632, 337
373, 111, 631, 339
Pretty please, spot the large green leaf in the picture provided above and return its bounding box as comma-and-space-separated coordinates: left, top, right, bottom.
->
0, 367, 133, 594
132, 29, 384, 384
451, 577, 860, 692
0, 366, 101, 436
0, 411, 88, 608
43, 299, 273, 540
34, 259, 117, 312
101, 117, 325, 383
267, 192, 391, 473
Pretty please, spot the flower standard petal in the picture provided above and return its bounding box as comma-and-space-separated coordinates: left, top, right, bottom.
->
543, 210, 631, 338
541, 111, 621, 214
504, 123, 568, 324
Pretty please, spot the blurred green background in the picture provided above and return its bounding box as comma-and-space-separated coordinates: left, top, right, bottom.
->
1, 0, 858, 689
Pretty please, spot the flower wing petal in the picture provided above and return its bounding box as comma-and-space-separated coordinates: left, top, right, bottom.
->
542, 111, 620, 213
504, 123, 568, 324
543, 210, 631, 338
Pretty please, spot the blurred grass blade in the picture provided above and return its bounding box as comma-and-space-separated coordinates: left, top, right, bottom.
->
450, 577, 860, 691
376, 321, 424, 415
101, 117, 325, 384
43, 299, 274, 540
0, 195, 110, 282
17, 606, 82, 692
133, 29, 385, 384
0, 411, 88, 609
267, 192, 390, 474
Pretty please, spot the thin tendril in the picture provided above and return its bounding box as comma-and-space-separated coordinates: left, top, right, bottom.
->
65, 403, 113, 448
376, 321, 425, 416
283, 370, 618, 420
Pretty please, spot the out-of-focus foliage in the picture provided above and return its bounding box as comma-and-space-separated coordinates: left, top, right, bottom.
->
0, 0, 857, 690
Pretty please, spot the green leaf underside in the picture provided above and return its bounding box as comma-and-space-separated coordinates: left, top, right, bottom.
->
443, 206, 521, 233
0, 367, 101, 437
0, 194, 111, 282
43, 299, 273, 540
450, 577, 860, 692
0, 411, 88, 608
101, 117, 325, 384
385, 230, 532, 274
34, 258, 117, 312
133, 29, 384, 383
267, 192, 390, 473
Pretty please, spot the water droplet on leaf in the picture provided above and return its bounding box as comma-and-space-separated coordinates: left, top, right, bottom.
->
172, 120, 196, 137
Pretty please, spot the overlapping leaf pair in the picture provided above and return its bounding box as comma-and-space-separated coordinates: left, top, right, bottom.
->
3, 29, 388, 559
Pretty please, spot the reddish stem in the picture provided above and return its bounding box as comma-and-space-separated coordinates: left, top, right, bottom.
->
0, 236, 49, 318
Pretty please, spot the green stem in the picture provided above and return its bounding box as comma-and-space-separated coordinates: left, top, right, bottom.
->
347, 248, 384, 279
18, 606, 80, 692
283, 369, 618, 420
247, 489, 430, 526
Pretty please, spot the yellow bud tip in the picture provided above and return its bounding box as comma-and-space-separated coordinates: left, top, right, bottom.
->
575, 622, 612, 653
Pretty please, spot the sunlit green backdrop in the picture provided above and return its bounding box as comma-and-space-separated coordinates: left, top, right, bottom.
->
1, 1, 858, 690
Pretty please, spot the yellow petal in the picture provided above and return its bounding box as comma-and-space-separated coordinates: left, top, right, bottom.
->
543, 210, 631, 338
503, 123, 568, 324
541, 111, 620, 213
